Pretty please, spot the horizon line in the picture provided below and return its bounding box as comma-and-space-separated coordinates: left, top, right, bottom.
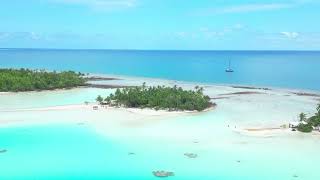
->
1, 48, 320, 52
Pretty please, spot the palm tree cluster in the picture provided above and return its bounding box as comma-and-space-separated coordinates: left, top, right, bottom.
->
297, 103, 320, 133
0, 68, 86, 92
97, 83, 213, 111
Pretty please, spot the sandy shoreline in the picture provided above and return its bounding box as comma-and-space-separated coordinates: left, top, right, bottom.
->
0, 74, 319, 139
0, 103, 213, 115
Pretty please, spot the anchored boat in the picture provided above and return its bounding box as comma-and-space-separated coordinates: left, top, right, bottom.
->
225, 60, 234, 72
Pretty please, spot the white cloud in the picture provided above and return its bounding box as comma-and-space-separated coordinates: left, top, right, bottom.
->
194, 1, 309, 15
281, 32, 299, 39
0, 32, 10, 40
233, 24, 245, 29
176, 32, 188, 38
176, 23, 247, 40
199, 27, 209, 32
199, 24, 245, 38
0, 32, 43, 41
203, 30, 225, 38
216, 3, 292, 13
53, 0, 137, 10
30, 32, 41, 40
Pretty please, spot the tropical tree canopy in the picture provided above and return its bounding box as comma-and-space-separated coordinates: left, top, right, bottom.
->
96, 95, 103, 104
297, 102, 320, 133
0, 68, 85, 92
299, 112, 307, 122
98, 84, 213, 111
297, 123, 313, 133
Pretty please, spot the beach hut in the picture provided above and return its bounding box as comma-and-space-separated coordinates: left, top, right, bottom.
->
289, 122, 300, 128
289, 121, 308, 128
314, 125, 320, 132
101, 101, 109, 106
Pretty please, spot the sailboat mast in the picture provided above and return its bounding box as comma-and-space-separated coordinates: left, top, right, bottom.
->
225, 59, 234, 72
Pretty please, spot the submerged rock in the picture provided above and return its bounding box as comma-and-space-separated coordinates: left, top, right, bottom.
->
152, 171, 175, 177
184, 153, 198, 158
128, 152, 135, 155
0, 149, 7, 153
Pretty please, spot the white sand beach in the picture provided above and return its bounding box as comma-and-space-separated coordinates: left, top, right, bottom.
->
1, 75, 319, 137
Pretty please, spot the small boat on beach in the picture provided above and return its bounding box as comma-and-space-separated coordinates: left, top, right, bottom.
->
225, 60, 234, 72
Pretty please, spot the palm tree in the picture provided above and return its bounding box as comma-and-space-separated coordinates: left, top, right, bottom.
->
198, 87, 204, 93
299, 112, 307, 122
96, 95, 103, 105
142, 82, 146, 90
316, 103, 320, 116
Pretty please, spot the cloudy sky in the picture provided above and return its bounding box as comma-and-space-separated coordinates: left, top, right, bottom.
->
0, 0, 319, 50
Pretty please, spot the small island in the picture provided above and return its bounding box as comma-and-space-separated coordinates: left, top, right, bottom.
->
96, 83, 214, 111
295, 104, 320, 133
0, 68, 86, 92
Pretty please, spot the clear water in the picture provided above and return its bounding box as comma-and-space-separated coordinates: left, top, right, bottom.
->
0, 88, 113, 111
0, 125, 147, 179
1, 49, 320, 179
1, 117, 320, 180
0, 49, 320, 90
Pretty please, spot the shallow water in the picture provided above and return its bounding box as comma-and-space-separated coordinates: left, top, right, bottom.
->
1, 117, 320, 180
0, 125, 135, 179
0, 82, 318, 179
0, 88, 113, 110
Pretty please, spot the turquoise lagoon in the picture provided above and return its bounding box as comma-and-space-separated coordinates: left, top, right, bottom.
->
1, 113, 320, 180
1, 49, 320, 179
0, 88, 112, 111
0, 125, 161, 179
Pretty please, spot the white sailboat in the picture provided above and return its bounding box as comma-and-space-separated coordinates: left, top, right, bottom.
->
225, 60, 234, 73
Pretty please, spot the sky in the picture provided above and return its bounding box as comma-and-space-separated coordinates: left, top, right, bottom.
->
0, 0, 319, 50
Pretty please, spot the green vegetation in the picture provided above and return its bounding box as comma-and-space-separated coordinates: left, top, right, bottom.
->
308, 115, 320, 127
96, 95, 104, 104
299, 112, 307, 122
0, 68, 86, 92
296, 103, 320, 133
297, 123, 313, 133
97, 83, 214, 111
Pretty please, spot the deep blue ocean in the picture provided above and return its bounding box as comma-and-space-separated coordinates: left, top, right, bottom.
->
0, 49, 319, 90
